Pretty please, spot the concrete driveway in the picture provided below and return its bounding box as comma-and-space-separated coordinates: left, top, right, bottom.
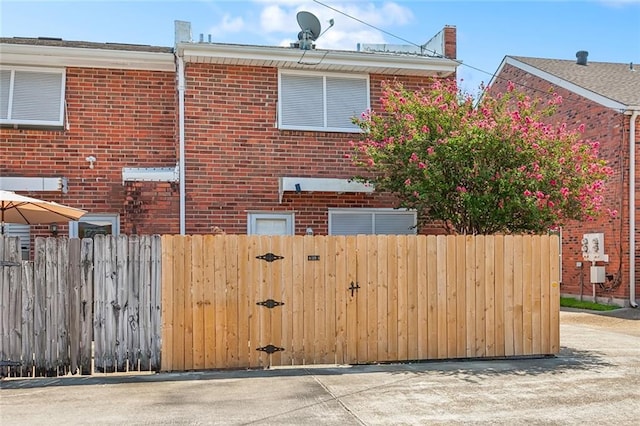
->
2, 308, 639, 425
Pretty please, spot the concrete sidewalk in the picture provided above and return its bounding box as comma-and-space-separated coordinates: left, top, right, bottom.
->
2, 309, 639, 425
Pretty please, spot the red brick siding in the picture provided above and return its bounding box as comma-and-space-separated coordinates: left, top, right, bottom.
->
183, 63, 452, 235
490, 63, 638, 302
0, 67, 179, 237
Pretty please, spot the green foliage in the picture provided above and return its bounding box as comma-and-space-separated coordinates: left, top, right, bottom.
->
560, 297, 619, 311
349, 80, 613, 234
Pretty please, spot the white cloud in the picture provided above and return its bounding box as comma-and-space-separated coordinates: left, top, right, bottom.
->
209, 13, 245, 38
254, 1, 413, 47
260, 5, 293, 33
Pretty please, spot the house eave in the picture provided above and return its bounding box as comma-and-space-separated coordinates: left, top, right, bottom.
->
0, 43, 175, 71
500, 56, 628, 111
177, 42, 458, 77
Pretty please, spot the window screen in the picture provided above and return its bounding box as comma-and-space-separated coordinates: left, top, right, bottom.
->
0, 67, 65, 126
326, 76, 367, 129
280, 74, 324, 128
248, 212, 294, 235
329, 209, 416, 235
279, 71, 368, 132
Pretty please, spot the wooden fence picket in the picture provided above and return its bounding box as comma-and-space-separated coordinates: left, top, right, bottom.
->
79, 238, 93, 373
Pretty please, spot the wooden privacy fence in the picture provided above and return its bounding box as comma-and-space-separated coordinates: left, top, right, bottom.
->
161, 234, 560, 371
1, 234, 559, 376
0, 235, 162, 377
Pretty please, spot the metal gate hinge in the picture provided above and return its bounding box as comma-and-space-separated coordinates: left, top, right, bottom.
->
256, 299, 284, 309
256, 252, 284, 262
256, 345, 285, 354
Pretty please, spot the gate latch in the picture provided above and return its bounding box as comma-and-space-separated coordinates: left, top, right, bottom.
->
256, 299, 284, 309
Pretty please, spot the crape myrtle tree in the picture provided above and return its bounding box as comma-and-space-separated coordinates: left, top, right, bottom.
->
349, 79, 613, 234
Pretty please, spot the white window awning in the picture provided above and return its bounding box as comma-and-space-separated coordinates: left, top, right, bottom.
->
0, 176, 68, 193
278, 176, 374, 203
122, 164, 179, 184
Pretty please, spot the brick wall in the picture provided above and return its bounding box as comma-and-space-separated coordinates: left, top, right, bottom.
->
1, 67, 179, 238
182, 62, 451, 235
491, 63, 638, 302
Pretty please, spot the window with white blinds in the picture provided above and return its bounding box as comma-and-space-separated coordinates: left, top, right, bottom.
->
2, 223, 30, 260
0, 66, 65, 127
328, 209, 417, 235
278, 70, 368, 132
247, 212, 294, 235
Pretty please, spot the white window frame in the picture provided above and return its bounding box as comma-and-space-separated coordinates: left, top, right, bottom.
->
278, 69, 369, 133
247, 212, 295, 235
69, 214, 120, 238
0, 65, 66, 127
328, 208, 417, 235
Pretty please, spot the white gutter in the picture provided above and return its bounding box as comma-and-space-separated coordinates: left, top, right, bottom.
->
177, 55, 186, 235
629, 110, 639, 308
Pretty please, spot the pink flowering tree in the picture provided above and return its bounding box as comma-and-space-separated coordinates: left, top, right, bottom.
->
349, 80, 613, 234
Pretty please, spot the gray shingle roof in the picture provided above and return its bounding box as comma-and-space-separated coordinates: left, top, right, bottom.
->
511, 56, 640, 107
0, 37, 173, 53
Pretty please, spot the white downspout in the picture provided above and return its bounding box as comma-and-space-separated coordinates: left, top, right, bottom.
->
177, 55, 186, 236
629, 110, 639, 308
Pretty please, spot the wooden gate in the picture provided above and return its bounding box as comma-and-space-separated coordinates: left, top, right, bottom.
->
161, 234, 560, 371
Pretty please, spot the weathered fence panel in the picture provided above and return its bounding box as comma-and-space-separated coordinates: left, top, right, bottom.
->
161, 234, 561, 372
0, 235, 161, 377
92, 235, 161, 373
1, 237, 21, 372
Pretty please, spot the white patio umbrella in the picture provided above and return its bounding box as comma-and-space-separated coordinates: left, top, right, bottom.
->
0, 190, 88, 234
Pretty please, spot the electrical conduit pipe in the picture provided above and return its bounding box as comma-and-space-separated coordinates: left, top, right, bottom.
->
177, 55, 186, 236
629, 109, 639, 308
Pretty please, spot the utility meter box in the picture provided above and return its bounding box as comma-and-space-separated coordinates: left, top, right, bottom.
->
590, 266, 606, 284
582, 233, 606, 262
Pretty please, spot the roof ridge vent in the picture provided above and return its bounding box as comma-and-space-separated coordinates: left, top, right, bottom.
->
576, 50, 588, 66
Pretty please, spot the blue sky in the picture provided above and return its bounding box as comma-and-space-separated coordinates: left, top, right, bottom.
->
1, 0, 639, 94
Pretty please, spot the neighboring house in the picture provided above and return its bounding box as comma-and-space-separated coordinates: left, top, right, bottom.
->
0, 21, 458, 254
488, 53, 639, 307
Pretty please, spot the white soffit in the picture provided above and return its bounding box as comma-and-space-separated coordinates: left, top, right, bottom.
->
178, 43, 458, 77
278, 177, 374, 203
0, 176, 68, 192
0, 43, 175, 71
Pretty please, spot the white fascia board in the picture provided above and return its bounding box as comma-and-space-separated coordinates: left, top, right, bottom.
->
0, 176, 68, 192
178, 43, 457, 76
122, 165, 179, 184
504, 57, 628, 111
278, 177, 374, 203
0, 44, 175, 71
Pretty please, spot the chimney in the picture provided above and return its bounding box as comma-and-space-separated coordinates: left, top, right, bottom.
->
576, 50, 588, 66
174, 20, 192, 44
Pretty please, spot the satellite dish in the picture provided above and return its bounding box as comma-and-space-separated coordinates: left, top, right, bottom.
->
297, 11, 321, 40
